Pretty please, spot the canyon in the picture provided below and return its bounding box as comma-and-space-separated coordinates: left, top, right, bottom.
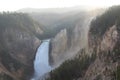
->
0, 5, 120, 80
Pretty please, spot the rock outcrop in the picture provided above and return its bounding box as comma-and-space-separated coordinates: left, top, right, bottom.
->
50, 12, 94, 66
48, 6, 120, 80
80, 6, 120, 80
50, 29, 68, 66
0, 13, 42, 80
79, 25, 119, 80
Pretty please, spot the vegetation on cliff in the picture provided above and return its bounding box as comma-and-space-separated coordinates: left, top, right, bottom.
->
116, 66, 120, 80
47, 53, 96, 80
47, 5, 120, 80
90, 5, 120, 37
0, 50, 33, 80
30, 11, 87, 39
88, 5, 120, 80
0, 73, 13, 80
0, 12, 42, 80
0, 12, 42, 36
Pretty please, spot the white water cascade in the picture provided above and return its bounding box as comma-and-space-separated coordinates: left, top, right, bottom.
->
31, 39, 52, 80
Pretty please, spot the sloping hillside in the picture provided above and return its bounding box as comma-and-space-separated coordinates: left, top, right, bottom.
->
20, 8, 89, 39
46, 5, 120, 80
0, 13, 43, 80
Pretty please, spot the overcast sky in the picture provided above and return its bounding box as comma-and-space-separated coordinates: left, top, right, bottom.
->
0, 0, 120, 11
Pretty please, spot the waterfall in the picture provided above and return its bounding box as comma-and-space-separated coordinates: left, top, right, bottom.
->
31, 39, 52, 80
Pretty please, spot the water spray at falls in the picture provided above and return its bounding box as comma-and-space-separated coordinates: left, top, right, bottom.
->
32, 39, 52, 80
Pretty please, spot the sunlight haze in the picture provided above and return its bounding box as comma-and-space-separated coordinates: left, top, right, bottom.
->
0, 0, 120, 11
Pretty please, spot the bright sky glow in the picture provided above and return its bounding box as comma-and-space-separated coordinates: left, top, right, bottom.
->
0, 0, 120, 11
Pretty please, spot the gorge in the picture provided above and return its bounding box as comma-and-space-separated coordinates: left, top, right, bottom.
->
0, 5, 120, 80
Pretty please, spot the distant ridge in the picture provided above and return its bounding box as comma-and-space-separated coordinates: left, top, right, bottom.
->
17, 6, 92, 13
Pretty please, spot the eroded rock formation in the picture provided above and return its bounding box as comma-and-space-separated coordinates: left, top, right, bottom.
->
0, 13, 42, 80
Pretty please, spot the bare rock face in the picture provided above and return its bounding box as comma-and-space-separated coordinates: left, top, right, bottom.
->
70, 16, 92, 49
84, 7, 120, 80
50, 14, 93, 66
0, 13, 42, 80
50, 29, 68, 66
79, 24, 120, 80
81, 57, 118, 80
0, 27, 41, 80
3, 28, 41, 66
46, 7, 120, 80
88, 25, 119, 54
49, 6, 120, 80
100, 25, 118, 52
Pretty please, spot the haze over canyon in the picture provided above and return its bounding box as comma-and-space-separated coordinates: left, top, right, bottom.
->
0, 5, 119, 80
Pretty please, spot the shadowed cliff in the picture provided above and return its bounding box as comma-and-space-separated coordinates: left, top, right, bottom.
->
0, 13, 43, 80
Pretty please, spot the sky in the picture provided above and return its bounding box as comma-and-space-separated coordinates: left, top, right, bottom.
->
0, 0, 120, 11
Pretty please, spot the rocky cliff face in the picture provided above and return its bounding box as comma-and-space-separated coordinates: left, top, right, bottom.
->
50, 12, 94, 66
3, 28, 41, 66
80, 6, 120, 80
0, 13, 42, 80
48, 6, 120, 80
80, 24, 119, 80
50, 29, 68, 66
